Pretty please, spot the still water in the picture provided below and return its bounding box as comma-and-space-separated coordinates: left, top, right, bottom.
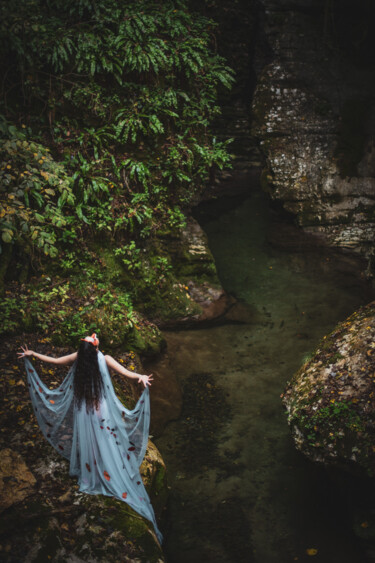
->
152, 189, 372, 563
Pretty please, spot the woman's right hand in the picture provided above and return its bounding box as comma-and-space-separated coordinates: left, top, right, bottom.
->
17, 345, 34, 358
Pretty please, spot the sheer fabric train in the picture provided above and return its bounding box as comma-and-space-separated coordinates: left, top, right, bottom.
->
25, 351, 162, 543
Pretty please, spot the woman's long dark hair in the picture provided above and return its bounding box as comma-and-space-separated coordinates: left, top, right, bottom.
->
73, 340, 103, 412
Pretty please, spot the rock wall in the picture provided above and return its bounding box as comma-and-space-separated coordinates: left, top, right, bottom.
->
251, 0, 375, 272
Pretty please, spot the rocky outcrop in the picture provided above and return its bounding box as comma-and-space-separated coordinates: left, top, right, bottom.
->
0, 445, 167, 563
176, 218, 235, 322
283, 301, 375, 476
0, 449, 36, 512
155, 217, 234, 327
252, 0, 375, 273
140, 441, 168, 518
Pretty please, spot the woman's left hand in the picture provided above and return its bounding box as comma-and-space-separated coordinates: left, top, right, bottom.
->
138, 374, 153, 388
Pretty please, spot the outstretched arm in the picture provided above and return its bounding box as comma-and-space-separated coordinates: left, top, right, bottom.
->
104, 354, 153, 388
18, 345, 77, 366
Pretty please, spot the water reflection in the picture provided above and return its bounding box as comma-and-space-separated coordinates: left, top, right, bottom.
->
152, 190, 372, 562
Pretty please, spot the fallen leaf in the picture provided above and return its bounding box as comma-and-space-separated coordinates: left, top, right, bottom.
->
23, 440, 34, 447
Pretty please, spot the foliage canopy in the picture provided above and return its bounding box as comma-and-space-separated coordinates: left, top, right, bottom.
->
0, 0, 234, 345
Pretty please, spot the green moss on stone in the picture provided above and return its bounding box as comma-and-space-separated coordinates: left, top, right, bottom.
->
174, 257, 218, 283
93, 244, 127, 283
148, 462, 168, 516
290, 399, 364, 444
136, 279, 202, 322
126, 323, 165, 356
101, 498, 163, 561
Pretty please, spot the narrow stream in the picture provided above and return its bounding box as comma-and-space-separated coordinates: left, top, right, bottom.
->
151, 188, 371, 563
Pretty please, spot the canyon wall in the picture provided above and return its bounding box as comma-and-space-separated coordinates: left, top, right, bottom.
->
251, 0, 375, 273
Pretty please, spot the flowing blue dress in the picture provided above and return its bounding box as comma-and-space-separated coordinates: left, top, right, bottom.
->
25, 351, 162, 543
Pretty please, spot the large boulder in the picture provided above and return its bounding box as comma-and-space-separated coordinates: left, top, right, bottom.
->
283, 301, 375, 476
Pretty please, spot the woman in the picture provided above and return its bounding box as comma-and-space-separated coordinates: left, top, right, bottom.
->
18, 333, 162, 543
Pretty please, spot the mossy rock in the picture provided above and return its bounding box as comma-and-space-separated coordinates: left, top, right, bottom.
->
0, 447, 166, 563
140, 441, 168, 517
283, 301, 375, 477
160, 216, 221, 286
126, 321, 166, 356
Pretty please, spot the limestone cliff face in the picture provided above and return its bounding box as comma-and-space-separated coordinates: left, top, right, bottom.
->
251, 0, 375, 270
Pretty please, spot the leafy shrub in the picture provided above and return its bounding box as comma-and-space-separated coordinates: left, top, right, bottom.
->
0, 120, 75, 257
0, 0, 234, 339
